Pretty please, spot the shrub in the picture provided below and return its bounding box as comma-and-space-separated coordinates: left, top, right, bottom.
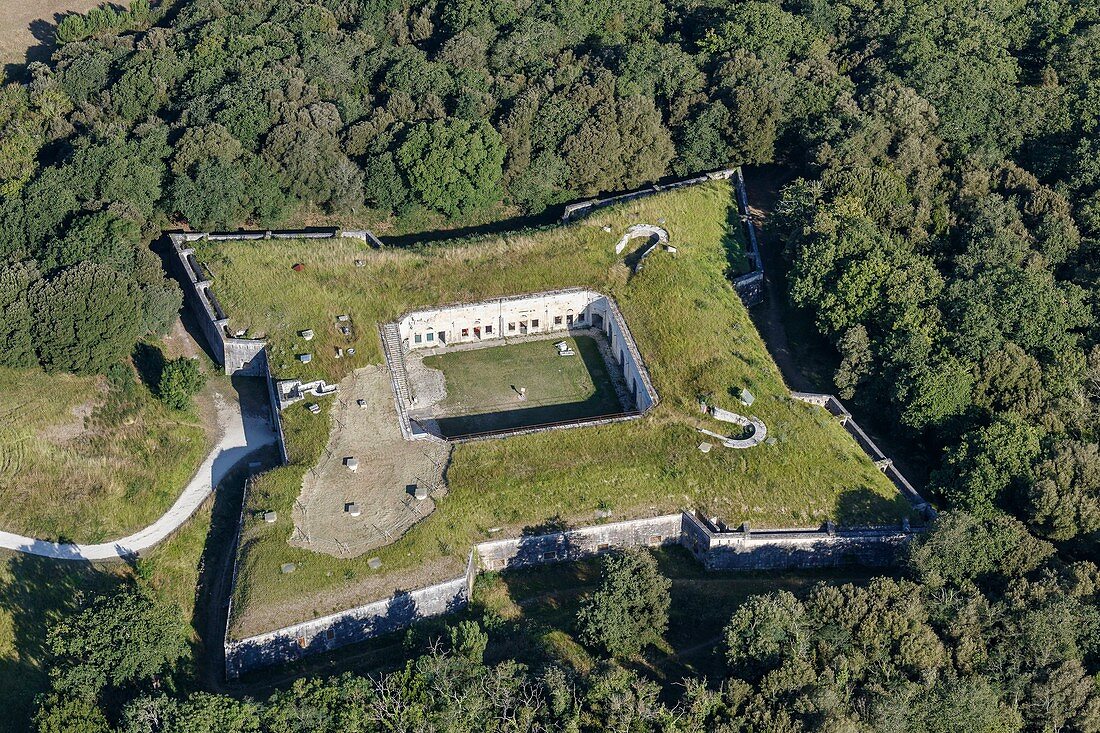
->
156, 357, 205, 410
576, 548, 670, 658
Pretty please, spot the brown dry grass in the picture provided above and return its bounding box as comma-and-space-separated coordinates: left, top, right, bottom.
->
0, 1, 128, 70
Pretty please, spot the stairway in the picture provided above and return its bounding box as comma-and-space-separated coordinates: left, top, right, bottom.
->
381, 323, 413, 405
380, 323, 418, 435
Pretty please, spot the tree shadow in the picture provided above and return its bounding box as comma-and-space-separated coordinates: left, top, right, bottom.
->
132, 342, 166, 393
833, 487, 912, 526
0, 553, 119, 730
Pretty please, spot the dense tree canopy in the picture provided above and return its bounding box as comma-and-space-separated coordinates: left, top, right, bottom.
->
32, 517, 1100, 732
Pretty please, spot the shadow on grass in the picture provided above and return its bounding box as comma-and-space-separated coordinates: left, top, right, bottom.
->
833, 487, 913, 526
133, 342, 166, 393
0, 554, 120, 733
431, 336, 628, 439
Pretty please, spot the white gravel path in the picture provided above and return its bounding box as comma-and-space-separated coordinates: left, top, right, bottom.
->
0, 385, 276, 561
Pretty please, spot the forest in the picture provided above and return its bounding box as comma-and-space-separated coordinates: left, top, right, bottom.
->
0, 0, 1096, 729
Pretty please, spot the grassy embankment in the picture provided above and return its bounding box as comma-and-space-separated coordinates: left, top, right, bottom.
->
195, 180, 909, 637
0, 357, 212, 542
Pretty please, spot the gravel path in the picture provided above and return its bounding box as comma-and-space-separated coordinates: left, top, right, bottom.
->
0, 383, 276, 561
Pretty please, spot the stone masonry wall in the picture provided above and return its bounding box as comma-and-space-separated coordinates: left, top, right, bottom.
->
226, 512, 921, 678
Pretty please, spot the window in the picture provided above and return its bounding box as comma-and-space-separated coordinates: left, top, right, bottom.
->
543, 551, 558, 561
566, 314, 574, 325
554, 316, 562, 325
485, 324, 493, 334
326, 629, 335, 640
576, 313, 585, 322
426, 332, 434, 342
508, 322, 516, 331
297, 636, 307, 648
414, 333, 422, 344
461, 328, 469, 337
531, 319, 539, 328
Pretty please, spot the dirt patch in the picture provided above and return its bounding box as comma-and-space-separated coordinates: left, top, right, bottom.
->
0, 1, 128, 70
291, 366, 450, 558
39, 394, 99, 444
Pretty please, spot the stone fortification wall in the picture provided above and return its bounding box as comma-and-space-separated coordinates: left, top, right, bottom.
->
681, 512, 908, 570
476, 514, 684, 571
225, 555, 474, 679
168, 229, 379, 376
226, 511, 921, 678
731, 168, 765, 307
393, 289, 659, 415
561, 168, 738, 222
169, 233, 266, 376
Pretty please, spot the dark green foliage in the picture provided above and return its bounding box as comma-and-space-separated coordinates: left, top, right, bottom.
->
30, 263, 143, 375
907, 512, 1054, 586
45, 585, 187, 698
576, 548, 670, 658
397, 118, 505, 216
156, 357, 205, 410
0, 260, 41, 369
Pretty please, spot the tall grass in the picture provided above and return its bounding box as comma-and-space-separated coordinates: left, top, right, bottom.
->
0, 361, 209, 542
207, 182, 908, 636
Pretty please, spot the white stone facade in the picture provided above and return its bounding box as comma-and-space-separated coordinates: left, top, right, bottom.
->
394, 289, 658, 413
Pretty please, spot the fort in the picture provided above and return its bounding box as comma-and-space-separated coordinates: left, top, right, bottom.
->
165, 169, 932, 680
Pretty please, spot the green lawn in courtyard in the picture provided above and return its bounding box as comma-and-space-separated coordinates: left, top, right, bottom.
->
195, 179, 912, 637
422, 335, 625, 437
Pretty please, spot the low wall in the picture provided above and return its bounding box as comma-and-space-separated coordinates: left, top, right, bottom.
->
476, 515, 684, 571
731, 168, 765, 307
681, 512, 907, 570
225, 568, 472, 679
791, 392, 934, 517
226, 510, 921, 678
561, 168, 738, 222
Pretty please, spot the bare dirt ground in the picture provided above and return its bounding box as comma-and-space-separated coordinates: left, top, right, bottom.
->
291, 366, 449, 559
0, 1, 128, 72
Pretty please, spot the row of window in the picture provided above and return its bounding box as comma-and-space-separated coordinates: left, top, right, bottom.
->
411, 312, 587, 344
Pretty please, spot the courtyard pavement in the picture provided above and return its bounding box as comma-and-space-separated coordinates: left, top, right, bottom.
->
0, 381, 277, 561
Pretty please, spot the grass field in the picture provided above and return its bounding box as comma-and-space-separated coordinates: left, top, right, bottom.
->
0, 356, 212, 542
197, 179, 910, 637
0, 480, 220, 733
421, 335, 624, 436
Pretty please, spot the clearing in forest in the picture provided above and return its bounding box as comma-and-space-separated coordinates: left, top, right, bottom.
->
193, 180, 911, 637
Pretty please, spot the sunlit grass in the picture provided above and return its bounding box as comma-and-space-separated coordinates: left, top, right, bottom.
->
0, 363, 209, 542
203, 181, 908, 636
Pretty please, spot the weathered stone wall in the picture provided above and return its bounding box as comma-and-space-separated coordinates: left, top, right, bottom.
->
561, 168, 739, 222
476, 514, 684, 571
398, 289, 601, 350
169, 233, 269, 376
681, 512, 908, 570
732, 168, 765, 307
392, 289, 659, 415
226, 512, 922, 678
225, 569, 471, 679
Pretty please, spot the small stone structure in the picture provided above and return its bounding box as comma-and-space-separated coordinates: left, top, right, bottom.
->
383, 289, 659, 441
702, 404, 767, 448
615, 224, 669, 273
